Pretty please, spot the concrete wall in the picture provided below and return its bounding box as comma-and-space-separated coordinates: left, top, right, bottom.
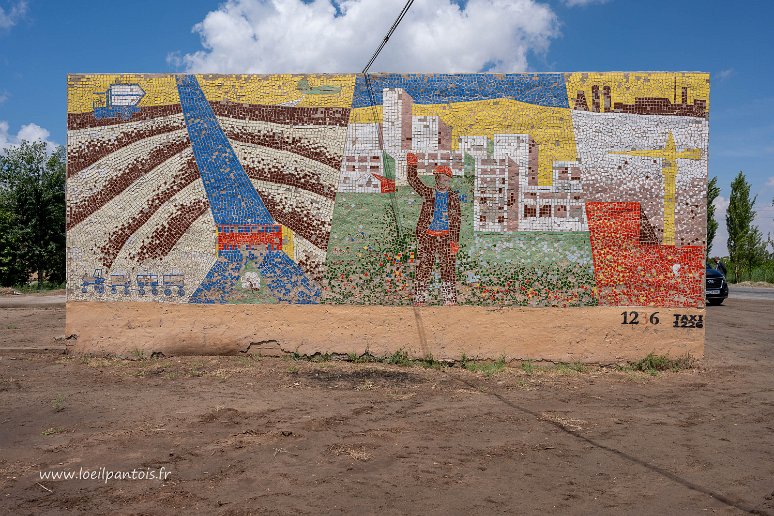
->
66, 72, 710, 359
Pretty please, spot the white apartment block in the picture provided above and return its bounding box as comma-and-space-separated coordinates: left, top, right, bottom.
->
474, 156, 519, 232
519, 161, 587, 232
411, 116, 451, 152
382, 88, 413, 157
472, 134, 587, 233
338, 152, 384, 192
458, 135, 489, 158
343, 123, 382, 154
337, 170, 383, 193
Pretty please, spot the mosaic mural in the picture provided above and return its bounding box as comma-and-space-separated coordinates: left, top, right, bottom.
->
66, 72, 709, 308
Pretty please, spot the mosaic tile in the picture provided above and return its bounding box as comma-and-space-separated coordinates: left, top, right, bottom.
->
66, 72, 709, 308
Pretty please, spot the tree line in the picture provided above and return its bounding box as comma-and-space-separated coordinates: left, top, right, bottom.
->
0, 139, 772, 288
0, 141, 66, 288
707, 171, 774, 283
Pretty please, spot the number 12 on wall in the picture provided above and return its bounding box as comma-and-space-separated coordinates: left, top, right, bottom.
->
621, 311, 660, 325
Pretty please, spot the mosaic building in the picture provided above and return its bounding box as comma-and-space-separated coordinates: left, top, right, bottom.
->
66, 72, 709, 318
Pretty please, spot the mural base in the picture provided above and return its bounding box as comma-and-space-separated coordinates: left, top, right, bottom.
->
66, 302, 704, 363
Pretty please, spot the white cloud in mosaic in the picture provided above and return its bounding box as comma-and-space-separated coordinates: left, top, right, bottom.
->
171, 0, 558, 73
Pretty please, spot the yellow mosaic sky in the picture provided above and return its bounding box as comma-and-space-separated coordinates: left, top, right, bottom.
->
67, 74, 356, 114
564, 72, 710, 111
351, 99, 577, 186
68, 72, 707, 188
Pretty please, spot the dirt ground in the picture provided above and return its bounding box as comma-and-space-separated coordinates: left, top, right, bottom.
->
1, 299, 773, 515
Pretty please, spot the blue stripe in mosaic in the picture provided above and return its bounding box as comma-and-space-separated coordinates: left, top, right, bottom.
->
189, 250, 243, 304
177, 74, 320, 305
189, 250, 321, 304
176, 74, 275, 226
352, 73, 569, 108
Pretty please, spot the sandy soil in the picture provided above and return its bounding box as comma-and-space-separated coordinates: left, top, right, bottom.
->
1, 298, 773, 515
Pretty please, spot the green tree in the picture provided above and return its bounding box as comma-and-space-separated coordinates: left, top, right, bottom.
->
706, 176, 719, 258
0, 207, 28, 286
0, 141, 66, 288
726, 171, 766, 281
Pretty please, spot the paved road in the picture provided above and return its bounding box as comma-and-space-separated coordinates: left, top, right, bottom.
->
728, 286, 774, 301
0, 294, 65, 307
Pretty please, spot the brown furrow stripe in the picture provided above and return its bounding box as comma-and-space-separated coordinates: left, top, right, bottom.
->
244, 164, 336, 200
225, 127, 343, 170
99, 157, 200, 269
67, 121, 186, 177
67, 138, 191, 230
256, 188, 329, 249
211, 102, 350, 127
134, 198, 210, 264
67, 104, 183, 130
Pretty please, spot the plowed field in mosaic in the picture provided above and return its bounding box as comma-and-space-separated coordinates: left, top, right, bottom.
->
1, 297, 773, 514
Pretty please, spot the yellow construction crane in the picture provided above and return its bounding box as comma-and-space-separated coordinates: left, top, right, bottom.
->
609, 132, 702, 246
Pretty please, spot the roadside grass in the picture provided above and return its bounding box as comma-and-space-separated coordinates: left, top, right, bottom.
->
51, 394, 67, 412
462, 355, 507, 377
41, 427, 67, 436
555, 362, 588, 374
60, 350, 695, 381
11, 282, 65, 293
624, 353, 694, 375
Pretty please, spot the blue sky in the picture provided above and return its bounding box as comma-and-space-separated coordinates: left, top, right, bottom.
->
0, 0, 772, 254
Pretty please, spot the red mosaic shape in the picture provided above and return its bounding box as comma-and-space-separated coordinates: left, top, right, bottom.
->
586, 202, 704, 308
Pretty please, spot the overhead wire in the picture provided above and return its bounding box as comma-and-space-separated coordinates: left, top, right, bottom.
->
361, 0, 416, 243
358, 0, 432, 337
361, 0, 415, 75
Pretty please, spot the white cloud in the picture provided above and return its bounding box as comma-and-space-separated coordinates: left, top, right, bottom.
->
0, 0, 27, 29
0, 120, 57, 152
718, 68, 734, 81
756, 206, 774, 254
562, 0, 608, 6
171, 0, 559, 73
767, 176, 774, 188
710, 194, 774, 257
0, 91, 7, 104
711, 195, 729, 257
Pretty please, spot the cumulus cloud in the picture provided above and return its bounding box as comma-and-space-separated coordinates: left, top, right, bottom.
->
0, 120, 57, 152
0, 0, 27, 29
171, 0, 559, 73
562, 0, 608, 7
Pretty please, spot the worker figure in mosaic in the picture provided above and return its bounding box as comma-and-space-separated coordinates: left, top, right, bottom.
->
406, 152, 461, 306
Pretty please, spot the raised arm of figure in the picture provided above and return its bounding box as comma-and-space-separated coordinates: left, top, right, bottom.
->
406, 152, 432, 198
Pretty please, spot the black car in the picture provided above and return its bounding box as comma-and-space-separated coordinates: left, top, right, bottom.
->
706, 267, 729, 305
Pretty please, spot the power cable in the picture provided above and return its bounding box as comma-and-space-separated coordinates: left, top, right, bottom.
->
359, 1, 432, 336
361, 0, 415, 75
360, 0, 417, 243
